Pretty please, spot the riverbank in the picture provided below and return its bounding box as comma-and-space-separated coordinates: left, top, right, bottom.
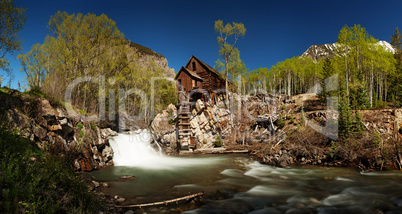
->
89, 151, 402, 214
152, 93, 402, 171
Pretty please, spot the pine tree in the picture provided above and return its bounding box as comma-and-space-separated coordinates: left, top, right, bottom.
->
353, 111, 365, 135
320, 58, 335, 101
349, 83, 369, 110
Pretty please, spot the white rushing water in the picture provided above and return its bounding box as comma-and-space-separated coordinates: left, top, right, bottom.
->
108, 130, 219, 170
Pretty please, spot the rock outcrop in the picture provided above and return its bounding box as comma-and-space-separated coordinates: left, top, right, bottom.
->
151, 99, 232, 153
0, 89, 117, 171
124, 40, 175, 78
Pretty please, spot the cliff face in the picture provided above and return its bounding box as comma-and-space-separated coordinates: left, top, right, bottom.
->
124, 40, 175, 78
0, 88, 117, 172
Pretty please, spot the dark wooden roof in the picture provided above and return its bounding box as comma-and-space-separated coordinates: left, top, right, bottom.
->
185, 56, 233, 84
174, 66, 203, 81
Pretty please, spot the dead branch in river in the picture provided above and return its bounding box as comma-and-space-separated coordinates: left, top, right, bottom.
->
114, 192, 204, 208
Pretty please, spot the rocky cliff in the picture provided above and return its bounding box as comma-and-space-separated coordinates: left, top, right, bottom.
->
0, 88, 117, 171
124, 39, 175, 78
151, 99, 233, 154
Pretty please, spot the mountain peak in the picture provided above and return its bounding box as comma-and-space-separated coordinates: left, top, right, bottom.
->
300, 41, 395, 60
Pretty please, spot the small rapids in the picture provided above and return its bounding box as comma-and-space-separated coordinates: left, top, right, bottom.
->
91, 132, 402, 213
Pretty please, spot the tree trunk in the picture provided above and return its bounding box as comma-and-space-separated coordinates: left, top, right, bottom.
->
287, 71, 291, 96
369, 59, 373, 108
346, 56, 349, 97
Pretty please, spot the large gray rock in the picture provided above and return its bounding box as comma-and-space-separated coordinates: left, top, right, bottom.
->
151, 110, 173, 139
102, 145, 114, 163
167, 103, 177, 118
196, 99, 205, 112
100, 128, 118, 139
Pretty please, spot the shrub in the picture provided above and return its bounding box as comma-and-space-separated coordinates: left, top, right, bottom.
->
286, 114, 294, 124
79, 109, 88, 115
371, 130, 382, 149
326, 141, 339, 160
275, 114, 286, 129
76, 123, 84, 130
215, 135, 222, 147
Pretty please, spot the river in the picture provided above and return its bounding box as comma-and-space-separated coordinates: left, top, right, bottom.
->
90, 130, 402, 213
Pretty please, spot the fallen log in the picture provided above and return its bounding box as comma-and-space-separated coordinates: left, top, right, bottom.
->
181, 148, 249, 154
115, 192, 204, 208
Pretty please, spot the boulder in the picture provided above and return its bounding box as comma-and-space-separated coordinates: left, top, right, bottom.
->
196, 99, 205, 112
198, 112, 209, 126
100, 128, 118, 139
190, 117, 199, 129
394, 108, 402, 118
102, 145, 114, 163
33, 125, 47, 140
167, 103, 177, 117
151, 110, 173, 138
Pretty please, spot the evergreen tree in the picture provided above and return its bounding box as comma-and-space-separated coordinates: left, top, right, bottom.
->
339, 94, 353, 138
349, 83, 369, 110
353, 111, 365, 135
320, 58, 335, 101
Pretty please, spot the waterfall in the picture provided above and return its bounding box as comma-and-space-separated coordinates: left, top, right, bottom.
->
109, 129, 217, 169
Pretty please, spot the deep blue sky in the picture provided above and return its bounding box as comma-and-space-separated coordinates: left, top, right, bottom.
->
5, 0, 402, 89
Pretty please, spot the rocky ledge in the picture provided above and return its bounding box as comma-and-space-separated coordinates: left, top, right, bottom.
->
0, 88, 117, 171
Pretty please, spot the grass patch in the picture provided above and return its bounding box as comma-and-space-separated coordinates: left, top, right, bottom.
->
0, 125, 103, 213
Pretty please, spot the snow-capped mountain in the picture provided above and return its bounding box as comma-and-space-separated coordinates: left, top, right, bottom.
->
300, 41, 395, 61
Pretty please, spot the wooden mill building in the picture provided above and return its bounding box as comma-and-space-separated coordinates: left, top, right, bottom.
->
174, 56, 232, 104
174, 56, 232, 150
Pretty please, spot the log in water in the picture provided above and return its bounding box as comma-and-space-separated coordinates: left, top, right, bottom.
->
91, 132, 402, 213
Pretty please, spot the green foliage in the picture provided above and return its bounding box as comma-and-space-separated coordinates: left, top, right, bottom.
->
79, 109, 87, 115
214, 20, 246, 96
20, 11, 176, 124
238, 24, 398, 109
91, 122, 97, 130
371, 130, 382, 149
339, 95, 354, 138
0, 0, 27, 74
215, 135, 222, 147
281, 104, 286, 110
79, 129, 84, 138
130, 42, 163, 58
286, 112, 295, 124
275, 114, 286, 129
326, 141, 339, 160
76, 123, 84, 130
339, 94, 366, 138
25, 86, 46, 98
349, 83, 369, 110
320, 58, 337, 101
0, 125, 103, 213
353, 111, 365, 135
